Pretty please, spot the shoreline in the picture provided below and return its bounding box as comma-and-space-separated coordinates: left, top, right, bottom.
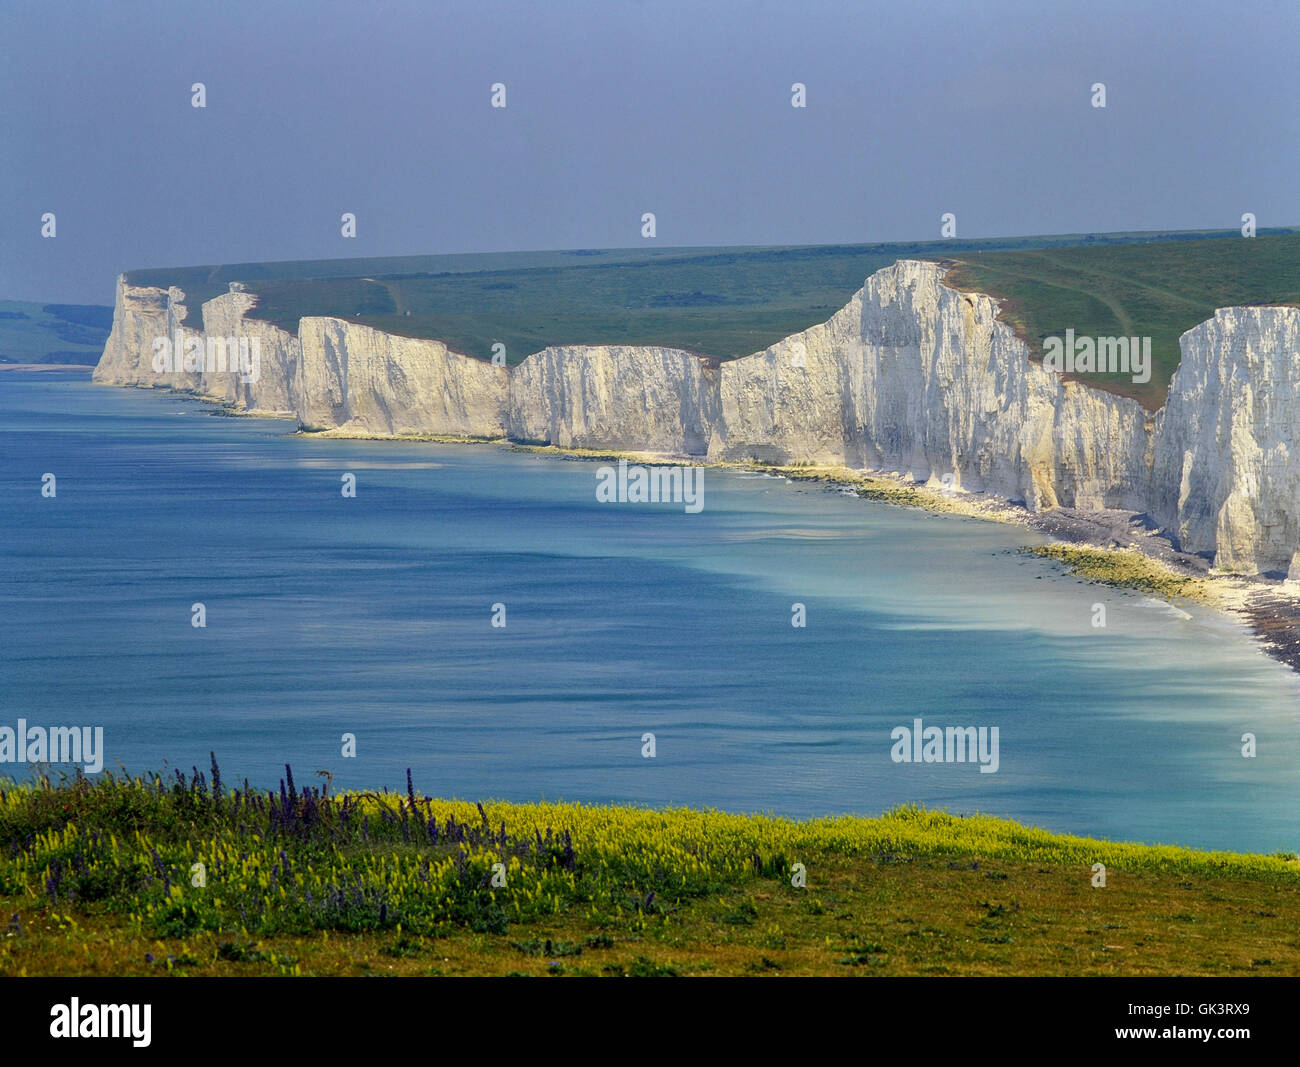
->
0, 363, 95, 373
313, 429, 1300, 671
454, 441, 1300, 675
97, 381, 1300, 678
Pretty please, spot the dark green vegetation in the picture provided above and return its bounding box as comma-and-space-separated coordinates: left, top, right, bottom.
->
0, 301, 112, 365
131, 239, 1079, 359
4, 763, 1299, 976
945, 233, 1300, 409
124, 229, 1298, 381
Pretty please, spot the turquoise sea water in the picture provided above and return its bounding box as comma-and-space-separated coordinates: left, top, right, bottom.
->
2, 373, 1298, 852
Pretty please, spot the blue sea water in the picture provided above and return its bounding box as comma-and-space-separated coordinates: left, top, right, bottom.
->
2, 373, 1298, 853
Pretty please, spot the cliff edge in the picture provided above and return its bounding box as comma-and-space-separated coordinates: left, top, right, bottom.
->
93, 260, 1300, 576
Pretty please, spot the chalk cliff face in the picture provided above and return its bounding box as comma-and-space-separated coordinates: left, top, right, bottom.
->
92, 275, 172, 386
507, 345, 719, 453
200, 291, 300, 416
295, 317, 507, 437
93, 260, 1300, 574
91, 277, 288, 406
1153, 306, 1300, 576
712, 261, 1150, 513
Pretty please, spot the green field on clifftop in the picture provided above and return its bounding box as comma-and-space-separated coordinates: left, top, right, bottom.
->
944, 233, 1300, 409
123, 227, 1300, 408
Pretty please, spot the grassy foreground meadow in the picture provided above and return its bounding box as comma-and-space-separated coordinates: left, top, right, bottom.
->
3, 763, 1298, 977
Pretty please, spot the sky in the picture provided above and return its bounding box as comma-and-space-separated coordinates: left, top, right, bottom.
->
2, 0, 1297, 304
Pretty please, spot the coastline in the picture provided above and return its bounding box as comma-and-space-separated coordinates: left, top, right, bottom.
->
108, 383, 1300, 677
0, 363, 95, 373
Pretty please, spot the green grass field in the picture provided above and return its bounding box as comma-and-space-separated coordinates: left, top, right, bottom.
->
4, 764, 1298, 977
123, 228, 1300, 401
0, 301, 111, 365
130, 237, 1099, 361
944, 233, 1300, 409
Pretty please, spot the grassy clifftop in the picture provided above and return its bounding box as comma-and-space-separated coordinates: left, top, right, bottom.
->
3, 764, 1297, 976
943, 233, 1300, 409
122, 228, 1299, 390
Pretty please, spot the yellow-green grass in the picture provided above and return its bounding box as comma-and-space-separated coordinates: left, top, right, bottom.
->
2, 769, 1297, 976
1024, 543, 1215, 605
295, 428, 506, 443
755, 463, 1004, 517
507, 444, 656, 461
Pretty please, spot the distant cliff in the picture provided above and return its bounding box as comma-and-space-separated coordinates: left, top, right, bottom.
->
93, 262, 1300, 577
296, 317, 506, 437
507, 344, 719, 453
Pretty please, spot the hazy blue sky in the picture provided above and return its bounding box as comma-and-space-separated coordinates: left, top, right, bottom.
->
3, 0, 1297, 303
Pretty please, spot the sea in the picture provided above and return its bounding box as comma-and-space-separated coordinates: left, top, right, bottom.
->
3, 372, 1298, 853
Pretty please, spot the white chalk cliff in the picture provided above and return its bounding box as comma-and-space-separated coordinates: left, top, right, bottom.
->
201, 290, 300, 416
710, 260, 1152, 518
92, 278, 300, 415
295, 317, 507, 437
93, 261, 1300, 575
507, 345, 719, 453
1151, 306, 1300, 576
